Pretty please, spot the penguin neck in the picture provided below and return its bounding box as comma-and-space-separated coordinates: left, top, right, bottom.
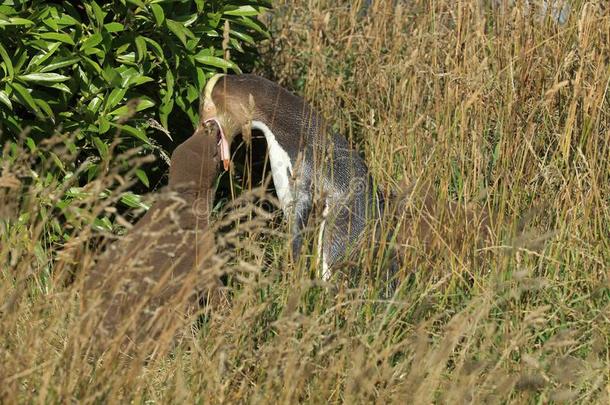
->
250, 119, 295, 212
247, 111, 292, 152
246, 92, 324, 158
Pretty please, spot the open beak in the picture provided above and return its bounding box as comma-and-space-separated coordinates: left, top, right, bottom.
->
204, 118, 230, 171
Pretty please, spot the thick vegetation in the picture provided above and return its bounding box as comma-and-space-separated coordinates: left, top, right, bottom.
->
1, 0, 609, 403
0, 0, 270, 237
0, 0, 269, 137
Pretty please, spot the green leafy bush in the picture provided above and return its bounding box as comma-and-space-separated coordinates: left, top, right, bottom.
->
0, 0, 270, 166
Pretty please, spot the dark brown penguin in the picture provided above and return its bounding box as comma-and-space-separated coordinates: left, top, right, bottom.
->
201, 74, 383, 279
83, 126, 222, 354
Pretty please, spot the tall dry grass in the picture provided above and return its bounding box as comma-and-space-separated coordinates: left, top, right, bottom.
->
1, 0, 609, 403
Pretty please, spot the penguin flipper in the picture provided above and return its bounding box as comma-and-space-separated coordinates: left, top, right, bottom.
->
290, 194, 312, 264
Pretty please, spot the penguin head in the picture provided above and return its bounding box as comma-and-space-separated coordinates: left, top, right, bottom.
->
168, 127, 219, 189
200, 74, 258, 171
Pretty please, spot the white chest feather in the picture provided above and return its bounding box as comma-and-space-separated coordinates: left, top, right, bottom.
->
252, 120, 331, 278
251, 120, 294, 211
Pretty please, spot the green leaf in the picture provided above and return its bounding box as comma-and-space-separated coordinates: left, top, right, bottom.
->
84, 47, 104, 57
98, 115, 110, 133
128, 75, 153, 87
206, 12, 222, 29
38, 32, 75, 46
8, 82, 41, 115
104, 22, 124, 32
40, 56, 80, 73
222, 5, 262, 16
186, 84, 198, 103
196, 67, 206, 91
233, 16, 270, 37
90, 1, 107, 26
26, 137, 36, 152
56, 13, 79, 27
5, 17, 34, 26
120, 192, 149, 210
150, 4, 165, 26
230, 29, 255, 45
81, 33, 103, 50
49, 151, 65, 172
1, 114, 21, 134
193, 54, 240, 72
0, 90, 12, 109
135, 169, 149, 188
87, 96, 103, 113
49, 83, 72, 94
0, 43, 14, 80
159, 97, 172, 129
92, 136, 108, 159
134, 36, 146, 62
14, 51, 29, 74
87, 164, 98, 182
165, 68, 174, 91
18, 73, 70, 83
109, 122, 150, 144
27, 42, 62, 71
159, 93, 173, 114
142, 37, 164, 58
118, 67, 138, 87
93, 216, 113, 232
115, 42, 131, 55
105, 87, 127, 111
43, 17, 58, 31
109, 98, 154, 116
116, 52, 136, 64
229, 37, 243, 53
66, 139, 77, 155
81, 56, 102, 75
34, 98, 54, 121
166, 19, 193, 47
102, 65, 121, 86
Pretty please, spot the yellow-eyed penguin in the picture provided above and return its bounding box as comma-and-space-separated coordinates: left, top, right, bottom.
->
201, 74, 383, 279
